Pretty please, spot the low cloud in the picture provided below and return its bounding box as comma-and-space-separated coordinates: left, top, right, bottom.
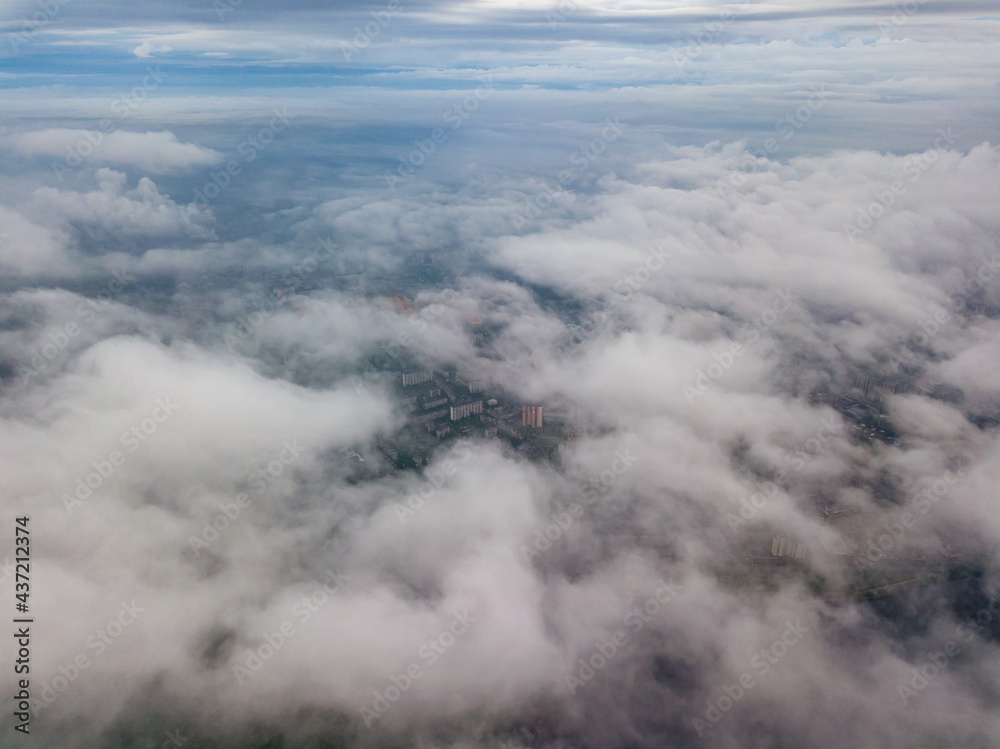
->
27, 168, 215, 248
7, 130, 222, 174
0, 3, 998, 745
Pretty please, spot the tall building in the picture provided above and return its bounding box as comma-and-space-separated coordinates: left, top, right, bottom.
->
771, 536, 805, 559
450, 400, 483, 421
401, 369, 432, 387
456, 375, 495, 393
522, 405, 543, 428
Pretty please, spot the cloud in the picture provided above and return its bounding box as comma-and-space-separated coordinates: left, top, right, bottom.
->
132, 40, 173, 57
27, 168, 216, 249
6, 130, 222, 174
0, 2, 999, 746
1, 138, 997, 747
0, 205, 73, 277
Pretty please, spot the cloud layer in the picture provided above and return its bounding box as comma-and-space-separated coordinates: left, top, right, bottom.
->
0, 1, 998, 747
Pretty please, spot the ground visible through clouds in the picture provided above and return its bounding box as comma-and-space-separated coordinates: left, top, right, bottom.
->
0, 1, 999, 747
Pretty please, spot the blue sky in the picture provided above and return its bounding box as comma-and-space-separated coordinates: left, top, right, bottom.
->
4, 1, 999, 150
1, 1, 998, 273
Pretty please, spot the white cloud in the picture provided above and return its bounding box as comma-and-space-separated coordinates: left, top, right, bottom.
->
0, 205, 73, 277
27, 168, 215, 244
1, 2, 999, 745
6, 130, 222, 173
132, 40, 172, 58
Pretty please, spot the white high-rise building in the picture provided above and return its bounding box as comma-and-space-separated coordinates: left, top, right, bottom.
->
450, 400, 483, 421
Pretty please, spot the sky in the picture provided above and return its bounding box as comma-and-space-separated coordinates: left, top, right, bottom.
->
1, 1, 1000, 747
